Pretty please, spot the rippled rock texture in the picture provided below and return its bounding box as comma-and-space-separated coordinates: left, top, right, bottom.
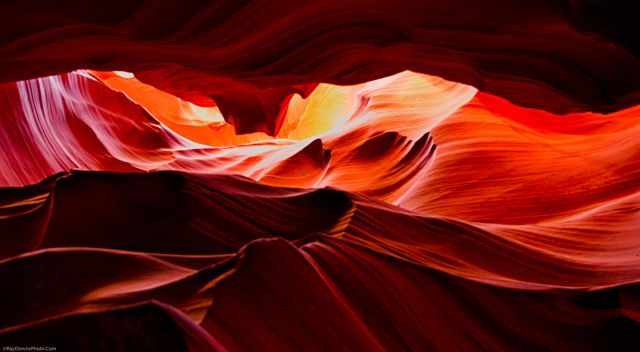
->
1, 1, 640, 351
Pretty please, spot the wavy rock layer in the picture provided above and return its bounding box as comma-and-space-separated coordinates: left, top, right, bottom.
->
2, 1, 640, 350
1, 69, 640, 350
1, 172, 639, 351
2, 1, 640, 135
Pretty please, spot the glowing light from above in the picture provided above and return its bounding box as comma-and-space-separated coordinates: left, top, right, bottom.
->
90, 70, 246, 146
90, 70, 476, 148
5, 68, 480, 193
113, 71, 135, 79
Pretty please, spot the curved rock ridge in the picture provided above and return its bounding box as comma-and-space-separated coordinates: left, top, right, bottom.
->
0, 70, 468, 194
1, 171, 639, 350
2, 70, 640, 222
